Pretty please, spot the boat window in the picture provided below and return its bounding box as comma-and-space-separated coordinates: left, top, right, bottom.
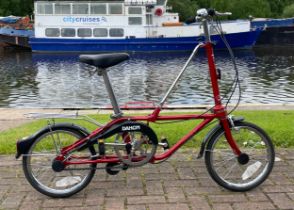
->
55, 3, 71, 15
37, 3, 53, 15
128, 7, 142, 15
73, 4, 89, 14
109, 4, 123, 15
109, 28, 124, 37
128, 17, 142, 25
78, 28, 92, 37
93, 28, 108, 37
45, 28, 60, 37
91, 4, 107, 14
61, 28, 76, 37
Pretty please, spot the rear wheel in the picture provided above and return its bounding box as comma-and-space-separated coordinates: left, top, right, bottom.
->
23, 127, 96, 198
205, 121, 275, 191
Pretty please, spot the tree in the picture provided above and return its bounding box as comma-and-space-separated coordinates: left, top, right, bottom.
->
282, 3, 294, 17
168, 0, 198, 21
229, 0, 271, 19
192, 0, 210, 9
0, 0, 33, 16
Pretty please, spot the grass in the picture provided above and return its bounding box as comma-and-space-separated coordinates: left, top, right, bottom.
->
0, 110, 293, 154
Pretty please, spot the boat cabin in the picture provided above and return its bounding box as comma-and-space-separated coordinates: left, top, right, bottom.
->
34, 0, 181, 39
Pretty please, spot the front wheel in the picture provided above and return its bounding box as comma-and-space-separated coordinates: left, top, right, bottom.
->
205, 121, 275, 191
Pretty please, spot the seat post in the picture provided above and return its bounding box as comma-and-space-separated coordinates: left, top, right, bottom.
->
99, 68, 123, 118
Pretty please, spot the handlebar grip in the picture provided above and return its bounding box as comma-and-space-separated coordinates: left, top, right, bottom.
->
215, 11, 232, 16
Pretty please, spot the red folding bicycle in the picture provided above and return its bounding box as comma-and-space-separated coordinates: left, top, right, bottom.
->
16, 9, 275, 198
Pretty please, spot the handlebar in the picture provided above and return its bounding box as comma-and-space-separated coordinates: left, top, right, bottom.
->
197, 8, 232, 18
185, 8, 232, 24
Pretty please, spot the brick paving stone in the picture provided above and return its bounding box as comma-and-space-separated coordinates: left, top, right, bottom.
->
197, 177, 218, 187
269, 173, 293, 185
0, 193, 24, 209
246, 192, 270, 202
106, 187, 145, 196
139, 166, 159, 174
268, 193, 294, 209
187, 195, 211, 210
208, 194, 248, 203
177, 167, 197, 180
146, 180, 164, 195
126, 178, 143, 189
192, 168, 211, 177
89, 180, 126, 189
165, 187, 186, 203
19, 200, 42, 210
262, 185, 294, 193
144, 173, 178, 181
273, 165, 294, 173
148, 203, 190, 210
104, 197, 125, 210
184, 186, 224, 195
127, 195, 166, 204
127, 204, 147, 210
106, 172, 126, 181
42, 198, 84, 208
84, 193, 104, 206
158, 162, 176, 173
211, 203, 234, 210
287, 193, 294, 200
232, 202, 276, 210
63, 207, 102, 210
174, 161, 194, 168
163, 179, 200, 188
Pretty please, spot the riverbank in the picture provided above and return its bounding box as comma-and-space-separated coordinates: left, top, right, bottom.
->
0, 106, 293, 154
0, 104, 294, 131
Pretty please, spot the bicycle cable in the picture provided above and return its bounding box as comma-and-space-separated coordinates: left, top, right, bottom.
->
211, 17, 242, 114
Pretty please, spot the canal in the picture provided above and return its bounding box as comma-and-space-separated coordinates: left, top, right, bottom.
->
0, 48, 293, 108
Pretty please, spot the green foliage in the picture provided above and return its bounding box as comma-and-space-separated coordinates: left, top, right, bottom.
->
0, 0, 33, 16
168, 0, 198, 21
282, 3, 294, 17
229, 0, 271, 19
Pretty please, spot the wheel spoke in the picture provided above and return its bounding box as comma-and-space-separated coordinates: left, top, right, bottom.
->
23, 128, 96, 197
205, 122, 274, 191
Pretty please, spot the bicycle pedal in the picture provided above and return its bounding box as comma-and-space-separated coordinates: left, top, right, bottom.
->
160, 138, 170, 150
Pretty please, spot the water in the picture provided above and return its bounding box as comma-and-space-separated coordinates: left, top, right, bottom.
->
0, 48, 293, 108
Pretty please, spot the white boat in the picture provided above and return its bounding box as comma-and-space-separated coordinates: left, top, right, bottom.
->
29, 0, 261, 52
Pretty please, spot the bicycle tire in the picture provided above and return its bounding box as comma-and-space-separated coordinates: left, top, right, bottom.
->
205, 121, 275, 191
23, 125, 96, 198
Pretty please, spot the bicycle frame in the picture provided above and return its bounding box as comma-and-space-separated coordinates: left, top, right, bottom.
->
59, 19, 242, 167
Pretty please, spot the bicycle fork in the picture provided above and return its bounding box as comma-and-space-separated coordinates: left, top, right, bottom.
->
204, 24, 242, 157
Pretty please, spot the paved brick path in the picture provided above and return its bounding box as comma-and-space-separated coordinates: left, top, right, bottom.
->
0, 149, 293, 210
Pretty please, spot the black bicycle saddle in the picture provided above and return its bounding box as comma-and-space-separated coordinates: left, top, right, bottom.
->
79, 53, 130, 69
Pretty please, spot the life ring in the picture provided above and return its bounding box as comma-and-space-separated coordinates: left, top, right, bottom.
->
155, 8, 163, 16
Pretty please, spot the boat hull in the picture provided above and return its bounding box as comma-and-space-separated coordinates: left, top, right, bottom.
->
29, 30, 261, 53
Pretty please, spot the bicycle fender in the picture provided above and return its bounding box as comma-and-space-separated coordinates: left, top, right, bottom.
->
197, 116, 244, 159
15, 123, 90, 159
197, 124, 222, 159
95, 121, 158, 145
